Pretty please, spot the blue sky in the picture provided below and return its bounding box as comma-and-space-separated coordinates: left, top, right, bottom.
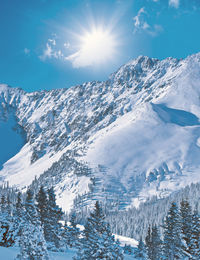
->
0, 0, 200, 92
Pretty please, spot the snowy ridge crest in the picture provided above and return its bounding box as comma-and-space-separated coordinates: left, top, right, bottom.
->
1, 53, 200, 211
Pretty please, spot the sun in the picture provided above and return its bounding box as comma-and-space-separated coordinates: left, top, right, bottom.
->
66, 25, 119, 68
79, 27, 116, 65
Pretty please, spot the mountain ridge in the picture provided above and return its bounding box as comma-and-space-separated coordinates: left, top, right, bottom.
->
1, 52, 200, 212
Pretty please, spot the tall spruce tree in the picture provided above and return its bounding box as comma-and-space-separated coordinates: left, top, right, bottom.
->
45, 187, 63, 250
16, 189, 49, 260
162, 202, 183, 259
62, 212, 80, 249
180, 199, 193, 258
134, 237, 147, 259
190, 207, 200, 259
145, 226, 153, 260
145, 225, 162, 260
36, 186, 49, 240
13, 192, 24, 245
75, 201, 124, 260
16, 192, 23, 219
0, 195, 14, 247
151, 225, 162, 260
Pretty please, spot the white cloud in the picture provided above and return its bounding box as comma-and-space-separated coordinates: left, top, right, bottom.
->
39, 39, 63, 61
133, 7, 146, 31
39, 43, 53, 61
133, 7, 163, 37
169, 0, 180, 8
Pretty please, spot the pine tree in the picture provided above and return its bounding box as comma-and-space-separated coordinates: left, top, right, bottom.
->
0, 195, 14, 247
36, 186, 49, 240
190, 207, 200, 259
145, 225, 162, 260
62, 212, 80, 248
16, 192, 23, 219
145, 226, 152, 260
13, 192, 24, 245
75, 201, 124, 260
16, 189, 49, 260
134, 237, 147, 259
180, 199, 193, 258
162, 202, 183, 259
45, 187, 63, 250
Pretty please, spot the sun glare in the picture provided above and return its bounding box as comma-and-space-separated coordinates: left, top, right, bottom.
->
79, 28, 116, 65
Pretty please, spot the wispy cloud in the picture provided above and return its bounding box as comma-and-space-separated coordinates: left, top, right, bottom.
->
169, 0, 180, 8
133, 7, 163, 37
133, 7, 149, 32
39, 38, 63, 61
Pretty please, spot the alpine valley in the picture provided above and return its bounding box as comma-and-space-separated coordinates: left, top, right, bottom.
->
1, 52, 200, 214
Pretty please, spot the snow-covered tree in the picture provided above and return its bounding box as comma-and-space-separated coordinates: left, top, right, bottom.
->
0, 195, 14, 247
162, 202, 183, 259
151, 225, 162, 260
62, 212, 80, 249
145, 226, 152, 259
180, 199, 193, 257
16, 189, 49, 260
145, 225, 162, 260
75, 201, 124, 260
134, 237, 147, 259
36, 186, 49, 240
45, 187, 63, 250
12, 192, 24, 246
190, 207, 200, 258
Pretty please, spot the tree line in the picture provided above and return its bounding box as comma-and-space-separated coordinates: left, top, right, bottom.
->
0, 186, 123, 259
134, 200, 200, 259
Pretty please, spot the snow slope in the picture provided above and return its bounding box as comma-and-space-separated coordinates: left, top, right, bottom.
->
1, 53, 200, 211
0, 246, 136, 260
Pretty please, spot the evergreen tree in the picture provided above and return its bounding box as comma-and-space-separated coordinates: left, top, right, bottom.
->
180, 199, 193, 257
16, 192, 23, 219
145, 225, 162, 260
162, 202, 183, 259
36, 186, 49, 240
13, 192, 24, 245
190, 207, 200, 259
145, 226, 152, 260
45, 187, 63, 250
62, 212, 80, 248
134, 237, 147, 259
151, 225, 162, 260
16, 189, 49, 260
0, 195, 14, 247
75, 201, 124, 260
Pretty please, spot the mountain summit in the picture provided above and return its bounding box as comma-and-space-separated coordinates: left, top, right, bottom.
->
1, 53, 200, 211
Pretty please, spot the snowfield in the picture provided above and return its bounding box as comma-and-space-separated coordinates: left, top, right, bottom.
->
1, 53, 200, 211
0, 244, 136, 259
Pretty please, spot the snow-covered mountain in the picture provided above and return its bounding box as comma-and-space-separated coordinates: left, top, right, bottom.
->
1, 53, 200, 212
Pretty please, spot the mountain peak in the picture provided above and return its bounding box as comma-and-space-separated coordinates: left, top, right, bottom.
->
1, 52, 200, 212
